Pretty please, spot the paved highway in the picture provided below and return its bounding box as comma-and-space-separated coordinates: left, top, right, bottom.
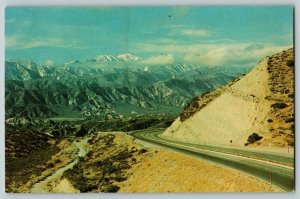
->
129, 129, 295, 192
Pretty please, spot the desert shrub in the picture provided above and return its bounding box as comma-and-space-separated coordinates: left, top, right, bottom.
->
191, 100, 200, 109
138, 148, 148, 155
78, 156, 85, 162
164, 120, 174, 126
75, 126, 88, 137
287, 139, 295, 146
113, 150, 132, 161
285, 118, 294, 123
290, 124, 295, 131
287, 60, 294, 67
93, 160, 103, 167
115, 175, 127, 182
180, 96, 201, 121
86, 151, 92, 158
247, 133, 263, 144
267, 119, 273, 123
52, 130, 61, 138
271, 102, 288, 109
104, 184, 120, 193
130, 147, 138, 153
104, 165, 118, 174
75, 179, 97, 192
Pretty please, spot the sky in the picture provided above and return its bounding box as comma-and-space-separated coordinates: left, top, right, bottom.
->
5, 6, 294, 66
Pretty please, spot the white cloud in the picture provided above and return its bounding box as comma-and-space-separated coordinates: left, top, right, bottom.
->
180, 29, 211, 37
23, 41, 52, 49
5, 35, 71, 49
134, 40, 292, 66
183, 44, 292, 66
44, 59, 55, 66
5, 36, 19, 48
140, 54, 174, 65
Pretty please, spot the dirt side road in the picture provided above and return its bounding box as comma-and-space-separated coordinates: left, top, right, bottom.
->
30, 138, 89, 193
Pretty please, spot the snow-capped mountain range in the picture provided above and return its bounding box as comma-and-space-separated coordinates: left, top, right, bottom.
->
5, 54, 251, 130
89, 53, 142, 63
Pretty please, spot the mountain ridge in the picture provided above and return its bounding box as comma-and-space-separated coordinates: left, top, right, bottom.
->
5, 55, 251, 136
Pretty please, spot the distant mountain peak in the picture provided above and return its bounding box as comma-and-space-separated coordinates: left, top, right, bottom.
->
90, 55, 118, 62
85, 53, 142, 63
117, 53, 142, 62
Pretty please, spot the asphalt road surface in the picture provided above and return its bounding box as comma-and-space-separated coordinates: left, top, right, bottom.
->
129, 129, 295, 192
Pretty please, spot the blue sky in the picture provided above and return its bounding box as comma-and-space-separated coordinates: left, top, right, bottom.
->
5, 6, 293, 66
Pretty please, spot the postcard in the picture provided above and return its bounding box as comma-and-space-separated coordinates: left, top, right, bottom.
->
5, 6, 294, 193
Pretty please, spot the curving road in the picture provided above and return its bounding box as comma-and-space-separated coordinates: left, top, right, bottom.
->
129, 129, 295, 192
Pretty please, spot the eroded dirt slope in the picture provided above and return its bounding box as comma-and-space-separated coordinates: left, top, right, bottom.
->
162, 48, 294, 149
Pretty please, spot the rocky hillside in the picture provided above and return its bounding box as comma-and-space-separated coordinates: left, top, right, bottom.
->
162, 48, 294, 148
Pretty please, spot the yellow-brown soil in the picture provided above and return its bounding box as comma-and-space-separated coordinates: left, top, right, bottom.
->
120, 150, 280, 192
61, 132, 152, 192
163, 48, 294, 149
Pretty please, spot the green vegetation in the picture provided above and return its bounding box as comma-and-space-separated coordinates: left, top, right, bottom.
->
5, 114, 177, 138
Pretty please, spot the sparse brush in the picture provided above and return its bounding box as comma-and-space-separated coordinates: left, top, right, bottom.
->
286, 60, 294, 67
247, 133, 263, 144
271, 102, 288, 109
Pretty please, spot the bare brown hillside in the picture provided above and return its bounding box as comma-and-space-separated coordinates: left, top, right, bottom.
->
5, 132, 77, 192
263, 49, 294, 147
55, 132, 279, 192
162, 48, 294, 149
119, 149, 279, 192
